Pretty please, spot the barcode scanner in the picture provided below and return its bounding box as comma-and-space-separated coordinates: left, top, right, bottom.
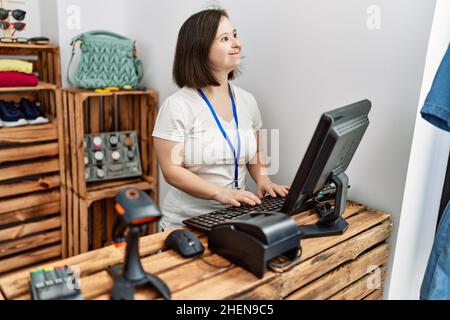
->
107, 188, 171, 300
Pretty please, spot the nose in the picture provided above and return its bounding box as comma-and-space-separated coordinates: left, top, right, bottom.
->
232, 37, 241, 50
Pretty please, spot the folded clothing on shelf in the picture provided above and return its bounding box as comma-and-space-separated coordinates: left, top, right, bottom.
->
0, 59, 33, 74
0, 71, 38, 87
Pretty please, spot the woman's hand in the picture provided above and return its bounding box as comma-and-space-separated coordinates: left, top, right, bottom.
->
212, 188, 262, 207
256, 178, 290, 198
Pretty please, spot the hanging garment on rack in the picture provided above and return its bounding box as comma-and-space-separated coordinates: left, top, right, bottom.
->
420, 200, 450, 299
420, 43, 450, 132
419, 42, 450, 300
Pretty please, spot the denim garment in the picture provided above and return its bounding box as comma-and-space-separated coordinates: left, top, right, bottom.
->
420, 200, 450, 299
421, 43, 450, 131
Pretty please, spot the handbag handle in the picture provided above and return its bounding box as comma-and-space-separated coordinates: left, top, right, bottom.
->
67, 42, 76, 87
71, 30, 131, 43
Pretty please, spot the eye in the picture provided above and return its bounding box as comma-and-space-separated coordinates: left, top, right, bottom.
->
233, 32, 238, 38
221, 36, 229, 42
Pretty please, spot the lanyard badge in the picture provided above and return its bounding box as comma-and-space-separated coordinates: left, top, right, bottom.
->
198, 83, 241, 189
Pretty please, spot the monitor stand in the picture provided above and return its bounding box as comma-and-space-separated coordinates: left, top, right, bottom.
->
299, 171, 349, 238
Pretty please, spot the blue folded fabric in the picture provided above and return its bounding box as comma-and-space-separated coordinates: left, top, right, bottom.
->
420, 200, 450, 299
420, 43, 450, 132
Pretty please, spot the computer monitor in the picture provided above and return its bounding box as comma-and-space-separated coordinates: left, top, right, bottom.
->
279, 99, 371, 238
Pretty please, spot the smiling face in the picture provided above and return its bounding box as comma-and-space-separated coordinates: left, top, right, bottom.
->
208, 16, 242, 74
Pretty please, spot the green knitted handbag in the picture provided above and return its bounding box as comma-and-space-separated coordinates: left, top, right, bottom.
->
67, 30, 143, 89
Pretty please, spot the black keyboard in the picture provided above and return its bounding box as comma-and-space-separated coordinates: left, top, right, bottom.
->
183, 184, 337, 232
183, 196, 285, 231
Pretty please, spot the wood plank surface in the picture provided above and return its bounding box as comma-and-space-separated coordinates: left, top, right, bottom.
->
0, 230, 61, 259
328, 266, 386, 300
0, 142, 59, 164
286, 246, 388, 299
0, 201, 59, 226
0, 175, 60, 199
0, 158, 59, 182
61, 90, 72, 189
0, 122, 57, 144
86, 179, 154, 203
0, 245, 61, 274
0, 190, 60, 215
364, 288, 384, 300
0, 216, 61, 243
68, 92, 79, 193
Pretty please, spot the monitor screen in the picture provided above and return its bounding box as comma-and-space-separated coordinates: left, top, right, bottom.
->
280, 99, 371, 216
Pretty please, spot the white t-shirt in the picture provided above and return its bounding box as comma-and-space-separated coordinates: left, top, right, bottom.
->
152, 84, 263, 229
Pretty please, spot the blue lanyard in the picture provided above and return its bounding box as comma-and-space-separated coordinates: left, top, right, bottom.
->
198, 84, 241, 189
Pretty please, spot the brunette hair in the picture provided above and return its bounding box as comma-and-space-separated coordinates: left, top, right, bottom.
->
172, 8, 237, 88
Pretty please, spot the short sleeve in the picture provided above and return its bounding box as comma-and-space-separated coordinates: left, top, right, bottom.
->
251, 95, 263, 130
420, 43, 450, 132
152, 97, 187, 143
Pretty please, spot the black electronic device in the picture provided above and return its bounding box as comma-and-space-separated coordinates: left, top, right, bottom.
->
281, 99, 371, 238
84, 130, 142, 182
185, 99, 371, 239
184, 185, 337, 232
207, 212, 302, 278
107, 188, 171, 300
29, 265, 83, 300
165, 230, 205, 257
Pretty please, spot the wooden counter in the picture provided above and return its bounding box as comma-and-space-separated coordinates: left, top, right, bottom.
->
0, 201, 391, 300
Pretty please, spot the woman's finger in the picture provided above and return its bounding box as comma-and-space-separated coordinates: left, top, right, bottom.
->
243, 191, 261, 204
230, 198, 241, 207
238, 195, 256, 206
274, 185, 287, 197
272, 185, 284, 197
266, 185, 277, 198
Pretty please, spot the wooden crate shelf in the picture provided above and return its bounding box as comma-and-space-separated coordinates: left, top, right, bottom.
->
61, 89, 158, 201
0, 44, 66, 274
0, 44, 61, 87
0, 81, 57, 93
0, 187, 64, 275
61, 88, 159, 256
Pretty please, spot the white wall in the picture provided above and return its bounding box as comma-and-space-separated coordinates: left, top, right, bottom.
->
39, 0, 439, 299
389, 0, 450, 300
38, 0, 59, 43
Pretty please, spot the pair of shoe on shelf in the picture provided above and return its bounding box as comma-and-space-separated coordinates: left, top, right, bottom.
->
0, 98, 49, 127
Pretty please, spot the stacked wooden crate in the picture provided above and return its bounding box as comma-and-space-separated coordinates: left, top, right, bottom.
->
0, 44, 65, 275
61, 88, 158, 256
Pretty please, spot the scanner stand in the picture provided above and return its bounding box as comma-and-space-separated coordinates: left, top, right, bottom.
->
299, 171, 349, 239
108, 226, 171, 300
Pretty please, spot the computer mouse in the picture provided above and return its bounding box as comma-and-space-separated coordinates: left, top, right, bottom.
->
164, 230, 205, 257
